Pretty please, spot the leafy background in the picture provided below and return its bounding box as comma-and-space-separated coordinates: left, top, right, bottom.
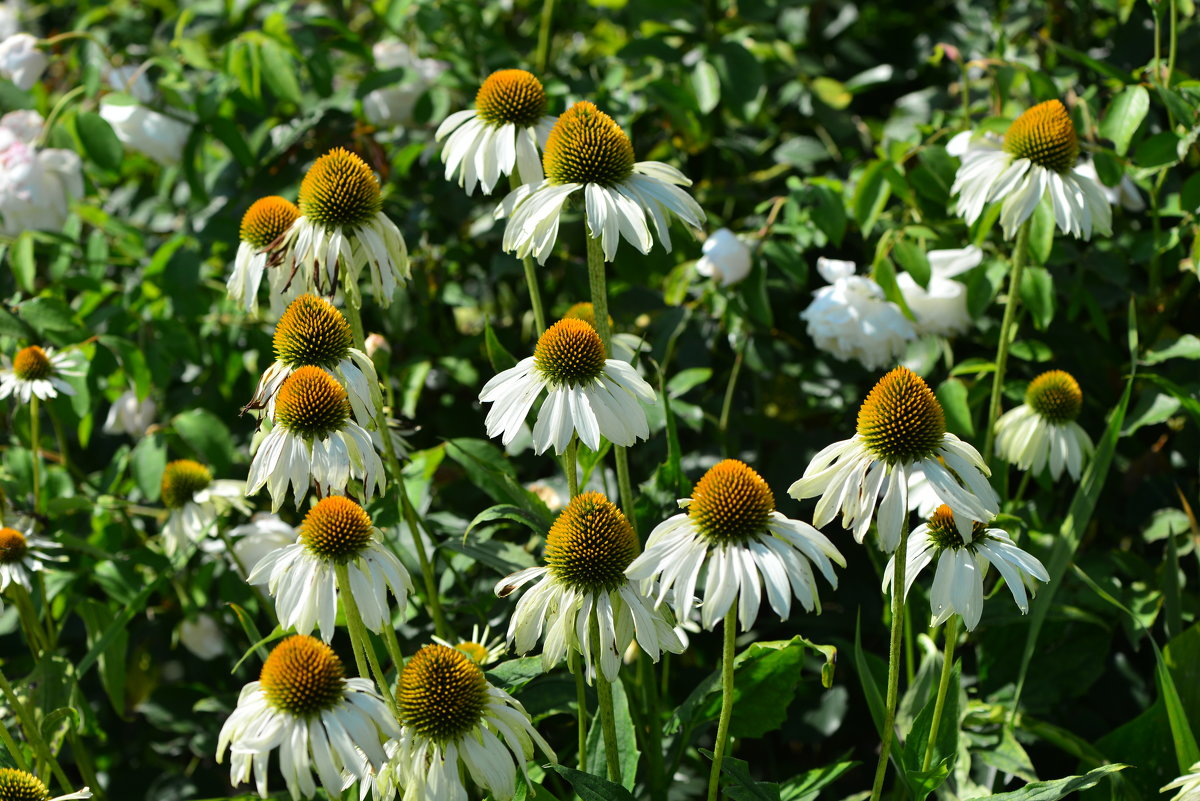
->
0, 0, 1198, 799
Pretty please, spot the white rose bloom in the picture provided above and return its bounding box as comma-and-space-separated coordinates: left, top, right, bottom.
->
1074, 159, 1145, 212
102, 389, 155, 437
696, 228, 752, 286
801, 257, 916, 370
99, 99, 191, 166
0, 33, 46, 90
179, 613, 225, 661
0, 112, 83, 237
363, 40, 447, 128
896, 246, 982, 338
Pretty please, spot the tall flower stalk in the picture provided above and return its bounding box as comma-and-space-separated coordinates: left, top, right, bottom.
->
983, 220, 1030, 464
870, 519, 908, 801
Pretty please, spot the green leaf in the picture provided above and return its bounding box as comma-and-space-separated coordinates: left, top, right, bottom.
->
874, 256, 916, 321
1144, 334, 1200, 364
445, 438, 550, 514
172, 408, 236, 474
485, 656, 544, 692
75, 111, 124, 171
1099, 85, 1150, 156
853, 161, 892, 237
549, 766, 634, 801
131, 432, 167, 501
78, 599, 129, 716
484, 320, 518, 372
708, 752, 781, 801
853, 612, 895, 756
893, 237, 931, 289
586, 678, 639, 790
10, 232, 35, 292
259, 39, 303, 104
807, 184, 846, 246
467, 504, 551, 543
936, 377, 975, 439
812, 76, 851, 109
700, 637, 811, 738
692, 60, 721, 114
779, 761, 858, 801
1027, 199, 1055, 265
1018, 266, 1055, 330
19, 297, 79, 333
963, 764, 1128, 801
900, 662, 960, 798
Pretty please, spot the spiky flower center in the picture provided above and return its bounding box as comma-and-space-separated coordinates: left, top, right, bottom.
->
545, 491, 638, 592
1026, 370, 1082, 424
926, 504, 987, 551
260, 635, 346, 717
534, 318, 607, 386
299, 147, 382, 229
0, 528, 27, 564
398, 644, 489, 742
543, 101, 634, 187
857, 367, 946, 464
274, 294, 353, 369
240, 196, 300, 250
1003, 100, 1079, 174
300, 496, 374, 561
12, 346, 51, 381
475, 69, 548, 128
274, 366, 351, 439
161, 459, 212, 509
689, 459, 775, 545
564, 302, 614, 332
0, 768, 49, 801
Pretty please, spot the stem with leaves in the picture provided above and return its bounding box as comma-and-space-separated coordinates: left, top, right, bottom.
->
335, 562, 398, 716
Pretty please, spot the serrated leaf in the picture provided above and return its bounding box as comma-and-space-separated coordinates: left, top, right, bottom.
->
964, 764, 1127, 801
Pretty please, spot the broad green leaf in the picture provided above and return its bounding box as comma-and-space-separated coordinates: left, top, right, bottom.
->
19, 297, 79, 333
1100, 86, 1150, 156
812, 76, 851, 109
549, 766, 634, 801
1018, 266, 1055, 330
893, 237, 930, 289
467, 504, 551, 541
131, 432, 167, 501
779, 761, 858, 801
709, 752, 781, 801
692, 60, 721, 113
75, 111, 124, 171
172, 408, 236, 474
854, 160, 892, 236
1027, 199, 1054, 265
936, 378, 975, 438
586, 678, 639, 790
1144, 334, 1200, 364
484, 320, 518, 372
259, 39, 303, 104
963, 764, 1128, 801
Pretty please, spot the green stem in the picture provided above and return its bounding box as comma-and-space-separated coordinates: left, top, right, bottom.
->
0, 722, 28, 771
565, 437, 580, 498
569, 649, 588, 772
510, 172, 548, 335
639, 651, 666, 801
718, 337, 747, 456
614, 447, 637, 535
395, 469, 451, 640
12, 587, 49, 656
921, 615, 960, 772
869, 520, 910, 801
707, 604, 738, 801
1167, 0, 1177, 88
345, 294, 366, 348
534, 0, 556, 74
0, 664, 72, 791
335, 562, 398, 716
983, 221, 1031, 464
585, 235, 611, 348
593, 623, 623, 785
381, 621, 407, 681
29, 396, 41, 514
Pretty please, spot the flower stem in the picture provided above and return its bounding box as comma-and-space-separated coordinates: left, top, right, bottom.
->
335, 562, 399, 716
29, 396, 41, 514
569, 649, 588, 772
707, 603, 738, 801
510, 172, 548, 336
345, 293, 367, 349
394, 467, 451, 640
922, 615, 960, 772
983, 220, 1031, 465
869, 520, 910, 801
592, 619, 623, 785
565, 437, 580, 497
614, 447, 637, 535
0, 664, 73, 791
718, 337, 747, 456
0, 720, 28, 771
534, 0, 556, 74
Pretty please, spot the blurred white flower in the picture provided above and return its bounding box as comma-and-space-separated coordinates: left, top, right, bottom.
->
896, 246, 982, 338
0, 33, 46, 90
0, 5, 18, 40
102, 389, 155, 437
362, 40, 447, 128
228, 514, 296, 575
106, 63, 154, 103
364, 332, 390, 359
0, 111, 83, 237
1074, 159, 1145, 212
179, 613, 225, 660
99, 99, 191, 166
525, 479, 564, 513
801, 257, 915, 370
696, 228, 752, 286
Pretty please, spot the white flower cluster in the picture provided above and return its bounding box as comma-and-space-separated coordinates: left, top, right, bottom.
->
0, 110, 82, 236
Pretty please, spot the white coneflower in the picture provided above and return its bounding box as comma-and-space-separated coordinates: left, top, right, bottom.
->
626, 459, 845, 631
0, 521, 62, 594
498, 101, 705, 264
496, 492, 683, 683
245, 366, 384, 511
226, 195, 301, 314
995, 369, 1094, 481
245, 294, 381, 428
801, 258, 916, 371
372, 644, 555, 801
884, 505, 1048, 631
160, 460, 249, 557
249, 496, 412, 643
279, 147, 410, 306
217, 635, 399, 800
433, 623, 507, 667
952, 99, 1111, 240
1075, 158, 1145, 212
789, 367, 999, 551
0, 768, 91, 800
479, 317, 656, 456
0, 345, 85, 402
102, 388, 156, 437
436, 69, 556, 195
1163, 763, 1200, 801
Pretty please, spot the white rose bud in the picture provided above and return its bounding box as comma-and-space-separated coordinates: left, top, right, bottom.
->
0, 34, 47, 91
695, 228, 752, 286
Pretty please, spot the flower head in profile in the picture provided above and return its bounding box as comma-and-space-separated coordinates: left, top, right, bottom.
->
102, 388, 156, 438
0, 519, 64, 595
433, 624, 507, 667
627, 459, 845, 631
249, 496, 412, 642
1163, 762, 1200, 801
372, 643, 555, 801
245, 294, 381, 429
280, 147, 410, 307
160, 459, 249, 556
245, 366, 384, 511
436, 68, 556, 195
498, 101, 705, 264
801, 258, 915, 370
884, 505, 1048, 630
896, 246, 982, 338
217, 634, 399, 800
0, 768, 91, 801
995, 370, 1094, 481
0, 345, 85, 403
479, 317, 656, 455
696, 228, 752, 287
496, 492, 683, 683
227, 196, 301, 314
952, 99, 1112, 239
789, 367, 999, 552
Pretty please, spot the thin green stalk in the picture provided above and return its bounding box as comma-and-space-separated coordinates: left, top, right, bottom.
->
639, 651, 666, 801
395, 470, 451, 640
592, 621, 622, 785
382, 619, 406, 678
0, 664, 72, 791
335, 563, 398, 716
0, 721, 29, 771
1167, 0, 1178, 88
565, 438, 580, 497
922, 615, 960, 772
30, 396, 41, 514
510, 172, 547, 335
345, 294, 366, 347
333, 565, 371, 678
869, 520, 910, 801
707, 604, 738, 801
534, 0, 556, 74
983, 221, 1031, 464
718, 338, 747, 456
12, 587, 49, 656
569, 650, 588, 772
614, 447, 637, 534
